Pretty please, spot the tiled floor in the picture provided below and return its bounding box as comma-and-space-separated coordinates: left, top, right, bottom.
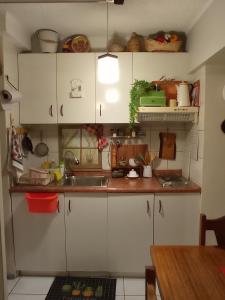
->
8, 276, 161, 300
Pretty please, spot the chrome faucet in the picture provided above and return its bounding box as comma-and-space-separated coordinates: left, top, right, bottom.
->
64, 150, 80, 172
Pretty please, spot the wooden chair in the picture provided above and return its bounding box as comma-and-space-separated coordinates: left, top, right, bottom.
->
145, 266, 157, 300
199, 213, 225, 248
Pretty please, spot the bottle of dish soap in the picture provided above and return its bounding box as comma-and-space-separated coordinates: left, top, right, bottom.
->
59, 160, 65, 177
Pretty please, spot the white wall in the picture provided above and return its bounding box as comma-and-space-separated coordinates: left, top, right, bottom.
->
0, 11, 30, 50
183, 65, 206, 185
0, 138, 7, 300
201, 64, 225, 218
188, 0, 225, 71
0, 34, 20, 277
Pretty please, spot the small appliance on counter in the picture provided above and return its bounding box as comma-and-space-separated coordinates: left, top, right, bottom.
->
111, 169, 124, 178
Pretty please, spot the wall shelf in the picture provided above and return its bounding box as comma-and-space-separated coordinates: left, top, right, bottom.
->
138, 106, 199, 123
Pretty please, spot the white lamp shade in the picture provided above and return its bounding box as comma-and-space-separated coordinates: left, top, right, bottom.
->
97, 54, 119, 84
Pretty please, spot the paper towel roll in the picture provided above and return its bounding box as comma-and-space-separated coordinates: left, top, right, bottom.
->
0, 87, 22, 111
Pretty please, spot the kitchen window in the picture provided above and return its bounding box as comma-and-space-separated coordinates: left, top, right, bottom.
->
59, 126, 102, 170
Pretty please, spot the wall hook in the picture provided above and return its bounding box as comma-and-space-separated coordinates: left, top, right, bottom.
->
6, 75, 18, 91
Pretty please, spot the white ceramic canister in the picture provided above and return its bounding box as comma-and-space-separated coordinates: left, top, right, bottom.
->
143, 165, 152, 178
37, 29, 58, 53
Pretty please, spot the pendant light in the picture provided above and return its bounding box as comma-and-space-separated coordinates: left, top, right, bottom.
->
97, 3, 119, 84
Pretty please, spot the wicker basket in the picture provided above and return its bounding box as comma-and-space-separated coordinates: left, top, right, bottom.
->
127, 32, 144, 52
145, 38, 182, 52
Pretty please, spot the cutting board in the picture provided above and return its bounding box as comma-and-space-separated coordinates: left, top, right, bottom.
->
159, 133, 176, 160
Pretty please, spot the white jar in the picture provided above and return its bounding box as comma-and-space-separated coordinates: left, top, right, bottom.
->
143, 165, 152, 178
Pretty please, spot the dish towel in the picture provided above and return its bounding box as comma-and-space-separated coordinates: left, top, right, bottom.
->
11, 126, 24, 177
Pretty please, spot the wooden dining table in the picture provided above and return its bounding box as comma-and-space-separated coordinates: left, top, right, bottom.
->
150, 245, 225, 300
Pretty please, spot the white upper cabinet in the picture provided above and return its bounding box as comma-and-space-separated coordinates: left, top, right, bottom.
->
57, 53, 96, 123
96, 53, 132, 123
133, 52, 191, 82
19, 54, 57, 124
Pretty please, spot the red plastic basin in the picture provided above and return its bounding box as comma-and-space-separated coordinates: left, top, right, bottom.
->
25, 193, 58, 213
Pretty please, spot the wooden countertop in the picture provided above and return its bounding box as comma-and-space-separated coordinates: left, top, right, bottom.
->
10, 176, 201, 193
151, 245, 225, 300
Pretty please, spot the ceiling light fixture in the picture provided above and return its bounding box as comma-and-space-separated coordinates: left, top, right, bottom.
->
97, 2, 119, 84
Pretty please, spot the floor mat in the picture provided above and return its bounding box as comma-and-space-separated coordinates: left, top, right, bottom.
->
46, 276, 117, 300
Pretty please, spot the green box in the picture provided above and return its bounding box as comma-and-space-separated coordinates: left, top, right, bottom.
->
140, 91, 166, 107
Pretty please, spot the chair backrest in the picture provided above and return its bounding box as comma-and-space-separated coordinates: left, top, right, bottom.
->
199, 214, 225, 247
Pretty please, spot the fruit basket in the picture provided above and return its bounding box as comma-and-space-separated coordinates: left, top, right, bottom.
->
62, 34, 91, 52
144, 31, 186, 52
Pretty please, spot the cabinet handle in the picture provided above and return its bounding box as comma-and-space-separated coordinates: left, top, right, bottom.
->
100, 104, 102, 117
60, 104, 64, 117
159, 200, 163, 215
49, 105, 53, 117
57, 200, 60, 213
68, 200, 71, 213
147, 200, 151, 216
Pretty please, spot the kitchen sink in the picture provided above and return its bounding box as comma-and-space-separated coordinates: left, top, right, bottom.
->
158, 176, 191, 188
62, 175, 108, 187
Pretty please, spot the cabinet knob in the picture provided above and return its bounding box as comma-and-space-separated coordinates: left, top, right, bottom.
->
60, 104, 64, 117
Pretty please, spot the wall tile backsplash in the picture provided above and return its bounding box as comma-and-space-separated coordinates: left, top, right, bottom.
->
23, 122, 195, 173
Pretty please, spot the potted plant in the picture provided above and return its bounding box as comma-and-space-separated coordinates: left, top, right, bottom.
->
129, 79, 154, 129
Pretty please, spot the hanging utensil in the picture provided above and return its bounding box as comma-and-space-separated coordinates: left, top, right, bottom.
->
22, 132, 34, 156
34, 130, 49, 157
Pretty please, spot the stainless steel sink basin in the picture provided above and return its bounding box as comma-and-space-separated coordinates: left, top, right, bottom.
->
62, 176, 108, 187
158, 176, 191, 188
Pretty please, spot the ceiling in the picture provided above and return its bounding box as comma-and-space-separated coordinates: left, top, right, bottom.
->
0, 0, 213, 41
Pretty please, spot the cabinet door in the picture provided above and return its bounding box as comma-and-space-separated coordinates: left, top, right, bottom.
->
12, 193, 66, 272
19, 54, 57, 124
108, 193, 154, 274
57, 53, 96, 123
154, 193, 200, 245
65, 193, 107, 272
96, 53, 132, 123
133, 52, 190, 82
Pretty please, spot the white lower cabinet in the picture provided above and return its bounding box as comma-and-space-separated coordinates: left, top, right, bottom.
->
108, 193, 154, 274
11, 192, 201, 274
12, 193, 66, 272
65, 193, 108, 272
154, 193, 201, 245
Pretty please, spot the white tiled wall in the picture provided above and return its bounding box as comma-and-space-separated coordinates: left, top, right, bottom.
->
23, 123, 194, 173
23, 125, 59, 172
104, 123, 188, 171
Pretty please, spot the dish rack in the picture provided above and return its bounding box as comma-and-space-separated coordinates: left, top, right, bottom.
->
138, 107, 199, 123
18, 169, 53, 186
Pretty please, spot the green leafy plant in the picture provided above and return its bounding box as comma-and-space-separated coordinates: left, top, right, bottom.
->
129, 79, 154, 129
